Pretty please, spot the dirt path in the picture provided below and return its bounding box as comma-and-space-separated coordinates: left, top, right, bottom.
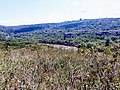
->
46, 44, 78, 51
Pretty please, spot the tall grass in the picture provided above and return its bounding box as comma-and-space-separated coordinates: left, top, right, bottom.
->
0, 44, 120, 90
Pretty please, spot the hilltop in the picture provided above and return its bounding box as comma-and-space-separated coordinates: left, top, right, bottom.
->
0, 18, 120, 33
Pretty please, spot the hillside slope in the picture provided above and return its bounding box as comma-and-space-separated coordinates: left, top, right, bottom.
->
0, 18, 120, 46
0, 18, 120, 34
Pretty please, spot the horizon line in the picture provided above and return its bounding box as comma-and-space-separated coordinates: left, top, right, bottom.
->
1, 17, 120, 27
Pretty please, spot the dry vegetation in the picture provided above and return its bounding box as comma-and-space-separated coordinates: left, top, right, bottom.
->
0, 44, 120, 90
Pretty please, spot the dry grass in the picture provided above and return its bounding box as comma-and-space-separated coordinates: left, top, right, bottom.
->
0, 44, 120, 90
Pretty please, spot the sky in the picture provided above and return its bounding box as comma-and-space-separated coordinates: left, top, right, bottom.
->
0, 0, 120, 26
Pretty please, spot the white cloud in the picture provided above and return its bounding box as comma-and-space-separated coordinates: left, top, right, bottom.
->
73, 0, 120, 19
0, 20, 9, 23
70, 0, 80, 6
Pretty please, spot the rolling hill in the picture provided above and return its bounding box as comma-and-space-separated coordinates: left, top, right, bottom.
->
0, 18, 120, 46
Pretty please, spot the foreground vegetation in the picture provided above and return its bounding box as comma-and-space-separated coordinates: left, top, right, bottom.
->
0, 43, 120, 90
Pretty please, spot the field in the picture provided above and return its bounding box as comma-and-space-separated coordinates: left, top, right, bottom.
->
0, 44, 120, 90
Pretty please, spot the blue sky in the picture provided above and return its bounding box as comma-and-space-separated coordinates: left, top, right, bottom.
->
0, 0, 120, 26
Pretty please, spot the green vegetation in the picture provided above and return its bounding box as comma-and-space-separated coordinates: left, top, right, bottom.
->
0, 18, 120, 89
0, 43, 120, 90
0, 18, 120, 46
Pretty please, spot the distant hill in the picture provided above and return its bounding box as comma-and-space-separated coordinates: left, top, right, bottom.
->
0, 18, 120, 34
0, 18, 120, 46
